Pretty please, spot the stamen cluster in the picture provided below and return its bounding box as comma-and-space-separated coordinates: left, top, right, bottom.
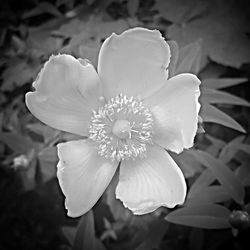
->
89, 94, 154, 161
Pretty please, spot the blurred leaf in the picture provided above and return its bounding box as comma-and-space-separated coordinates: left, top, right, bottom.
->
0, 132, 34, 154
202, 78, 248, 89
22, 1, 62, 19
236, 160, 250, 187
167, 40, 179, 78
175, 39, 202, 74
62, 226, 77, 246
1, 58, 41, 91
188, 168, 215, 196
170, 151, 202, 178
38, 146, 58, 183
73, 210, 106, 250
200, 102, 246, 133
28, 27, 64, 56
165, 204, 231, 229
193, 150, 245, 205
26, 123, 60, 144
56, 17, 131, 66
127, 0, 139, 16
186, 186, 230, 206
219, 135, 245, 163
20, 158, 37, 191
205, 134, 226, 157
135, 218, 168, 250
167, 0, 250, 67
234, 143, 250, 156
199, 62, 227, 80
201, 88, 250, 106
100, 218, 119, 241
155, 0, 207, 24
105, 170, 132, 221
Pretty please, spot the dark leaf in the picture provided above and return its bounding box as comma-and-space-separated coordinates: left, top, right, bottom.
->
188, 168, 215, 196
38, 146, 58, 182
186, 186, 230, 205
73, 210, 106, 250
22, 1, 62, 19
170, 150, 202, 178
205, 134, 226, 157
155, 0, 207, 24
62, 226, 77, 246
127, 0, 140, 16
193, 150, 245, 205
201, 88, 250, 106
136, 218, 168, 250
202, 78, 248, 89
219, 135, 245, 163
175, 39, 202, 74
167, 40, 179, 78
167, 1, 250, 67
200, 102, 246, 133
1, 58, 41, 91
165, 204, 231, 229
0, 132, 34, 154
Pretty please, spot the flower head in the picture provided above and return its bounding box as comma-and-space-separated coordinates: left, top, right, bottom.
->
25, 28, 201, 217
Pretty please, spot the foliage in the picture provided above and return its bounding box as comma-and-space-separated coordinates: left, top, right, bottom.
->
0, 0, 250, 249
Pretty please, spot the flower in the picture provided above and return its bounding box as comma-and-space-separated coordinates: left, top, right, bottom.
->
25, 27, 201, 217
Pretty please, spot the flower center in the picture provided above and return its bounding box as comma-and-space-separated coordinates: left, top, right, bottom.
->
89, 94, 154, 161
112, 119, 131, 139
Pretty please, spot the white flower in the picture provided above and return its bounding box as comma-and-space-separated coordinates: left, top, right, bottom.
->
25, 28, 201, 217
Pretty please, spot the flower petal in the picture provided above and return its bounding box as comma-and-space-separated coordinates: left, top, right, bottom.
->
98, 27, 170, 99
26, 54, 102, 136
57, 140, 118, 217
144, 73, 201, 153
116, 145, 186, 215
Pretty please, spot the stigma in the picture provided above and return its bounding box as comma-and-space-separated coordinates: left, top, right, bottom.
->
89, 94, 154, 161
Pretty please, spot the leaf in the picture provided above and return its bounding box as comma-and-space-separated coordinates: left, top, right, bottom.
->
175, 39, 202, 74
20, 158, 37, 191
165, 204, 231, 229
236, 160, 250, 187
202, 78, 248, 89
105, 170, 133, 221
166, 0, 250, 67
155, 0, 207, 24
57, 18, 131, 66
73, 210, 106, 250
219, 135, 245, 163
38, 146, 58, 183
167, 40, 179, 78
234, 143, 250, 156
0, 132, 34, 154
205, 134, 226, 157
170, 151, 202, 178
1, 58, 41, 91
201, 88, 250, 106
200, 102, 246, 133
136, 219, 168, 250
22, 1, 62, 19
127, 0, 140, 16
26, 123, 60, 144
188, 169, 215, 196
28, 25, 64, 56
62, 226, 77, 246
186, 186, 231, 206
193, 150, 245, 205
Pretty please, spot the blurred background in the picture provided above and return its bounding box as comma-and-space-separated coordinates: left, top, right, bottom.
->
0, 0, 250, 249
